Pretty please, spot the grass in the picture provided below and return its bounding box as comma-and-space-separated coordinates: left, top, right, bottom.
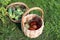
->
0, 0, 60, 40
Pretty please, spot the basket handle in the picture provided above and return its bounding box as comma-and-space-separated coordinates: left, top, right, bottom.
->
6, 2, 29, 10
23, 7, 44, 19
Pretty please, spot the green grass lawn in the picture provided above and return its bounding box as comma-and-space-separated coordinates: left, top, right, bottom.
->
0, 0, 60, 40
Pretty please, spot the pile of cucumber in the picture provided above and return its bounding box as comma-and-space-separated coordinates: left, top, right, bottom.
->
8, 6, 24, 20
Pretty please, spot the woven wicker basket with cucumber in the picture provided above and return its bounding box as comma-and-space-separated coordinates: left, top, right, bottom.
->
6, 2, 29, 23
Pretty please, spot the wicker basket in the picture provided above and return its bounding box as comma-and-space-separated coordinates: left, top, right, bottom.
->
21, 7, 44, 38
6, 2, 29, 23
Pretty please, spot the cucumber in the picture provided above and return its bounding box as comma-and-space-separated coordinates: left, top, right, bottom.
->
8, 7, 12, 17
15, 16, 19, 20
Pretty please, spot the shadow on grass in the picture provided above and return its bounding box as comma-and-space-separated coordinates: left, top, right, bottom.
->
15, 23, 22, 31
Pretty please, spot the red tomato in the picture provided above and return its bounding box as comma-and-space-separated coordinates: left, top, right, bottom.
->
30, 21, 36, 26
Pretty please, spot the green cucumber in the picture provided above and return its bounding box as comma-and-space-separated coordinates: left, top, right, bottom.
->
8, 7, 12, 17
